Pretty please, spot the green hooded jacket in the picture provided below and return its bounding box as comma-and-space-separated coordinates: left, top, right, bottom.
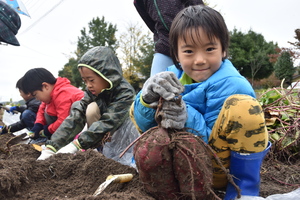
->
47, 46, 136, 150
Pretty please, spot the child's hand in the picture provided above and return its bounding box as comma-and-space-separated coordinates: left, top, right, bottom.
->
142, 71, 184, 106
158, 97, 187, 129
37, 146, 56, 160
9, 106, 18, 114
0, 125, 8, 134
29, 123, 44, 139
56, 139, 82, 154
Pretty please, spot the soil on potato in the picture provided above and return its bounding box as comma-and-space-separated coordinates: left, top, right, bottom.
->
0, 133, 299, 200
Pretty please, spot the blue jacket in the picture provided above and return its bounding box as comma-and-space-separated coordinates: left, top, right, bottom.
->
133, 59, 256, 143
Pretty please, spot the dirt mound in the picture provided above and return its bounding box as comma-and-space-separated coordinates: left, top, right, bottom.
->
0, 133, 299, 200
0, 134, 154, 200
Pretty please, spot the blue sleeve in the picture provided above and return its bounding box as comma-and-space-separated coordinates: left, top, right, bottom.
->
133, 91, 157, 132
185, 104, 211, 143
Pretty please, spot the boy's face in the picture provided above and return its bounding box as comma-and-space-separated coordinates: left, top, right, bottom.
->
177, 27, 225, 82
79, 67, 110, 96
32, 83, 53, 103
19, 89, 33, 101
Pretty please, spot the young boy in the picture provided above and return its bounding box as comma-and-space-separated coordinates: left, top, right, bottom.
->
21, 68, 84, 142
0, 77, 41, 135
37, 46, 139, 166
131, 5, 271, 200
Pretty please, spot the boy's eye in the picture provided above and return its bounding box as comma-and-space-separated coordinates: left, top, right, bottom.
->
184, 50, 193, 53
207, 47, 215, 52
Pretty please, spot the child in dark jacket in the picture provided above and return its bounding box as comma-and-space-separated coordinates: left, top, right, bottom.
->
37, 46, 139, 166
21, 68, 84, 142
0, 77, 41, 134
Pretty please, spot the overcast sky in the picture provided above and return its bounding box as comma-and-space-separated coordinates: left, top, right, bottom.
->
0, 0, 299, 102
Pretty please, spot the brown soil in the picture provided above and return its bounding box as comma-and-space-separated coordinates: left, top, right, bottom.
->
0, 133, 299, 200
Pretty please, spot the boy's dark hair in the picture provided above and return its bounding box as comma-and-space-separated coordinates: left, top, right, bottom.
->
169, 5, 229, 69
22, 68, 57, 94
16, 76, 26, 93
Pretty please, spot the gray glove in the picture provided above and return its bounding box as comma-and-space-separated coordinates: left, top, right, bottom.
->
157, 98, 187, 129
142, 71, 184, 107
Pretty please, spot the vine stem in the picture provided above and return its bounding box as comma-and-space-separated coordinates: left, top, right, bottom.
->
271, 176, 300, 187
119, 97, 165, 158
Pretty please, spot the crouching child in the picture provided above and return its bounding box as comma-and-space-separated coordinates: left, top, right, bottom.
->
38, 46, 139, 167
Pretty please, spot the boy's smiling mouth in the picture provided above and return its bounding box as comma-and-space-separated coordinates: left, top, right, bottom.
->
193, 67, 209, 71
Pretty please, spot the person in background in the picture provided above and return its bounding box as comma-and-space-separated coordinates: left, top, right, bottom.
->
0, 104, 4, 127
37, 46, 139, 167
0, 77, 41, 135
0, 1, 21, 129
134, 0, 203, 76
21, 68, 84, 143
131, 5, 271, 200
0, 1, 21, 46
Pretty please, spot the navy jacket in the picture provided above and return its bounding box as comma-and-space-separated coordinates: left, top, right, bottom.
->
134, 0, 203, 56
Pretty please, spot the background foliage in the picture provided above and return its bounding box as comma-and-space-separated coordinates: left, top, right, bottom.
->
58, 17, 300, 92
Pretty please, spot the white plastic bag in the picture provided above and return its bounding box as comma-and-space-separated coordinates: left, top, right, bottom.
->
102, 118, 140, 168
237, 188, 300, 200
3, 111, 27, 136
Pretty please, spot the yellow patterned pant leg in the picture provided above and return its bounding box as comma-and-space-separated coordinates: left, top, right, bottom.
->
129, 102, 143, 134
208, 94, 269, 189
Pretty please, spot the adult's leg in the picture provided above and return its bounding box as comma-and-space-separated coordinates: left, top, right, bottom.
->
150, 53, 174, 77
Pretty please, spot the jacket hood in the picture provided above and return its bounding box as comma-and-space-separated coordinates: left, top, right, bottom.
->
77, 46, 123, 90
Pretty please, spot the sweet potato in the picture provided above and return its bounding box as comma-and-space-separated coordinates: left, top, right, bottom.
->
134, 126, 180, 199
132, 98, 219, 199
172, 131, 213, 199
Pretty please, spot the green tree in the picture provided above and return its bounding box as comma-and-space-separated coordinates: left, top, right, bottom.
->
289, 29, 300, 51
229, 29, 278, 83
119, 23, 153, 92
76, 16, 118, 58
132, 31, 154, 83
58, 57, 77, 85
274, 51, 295, 85
58, 16, 118, 88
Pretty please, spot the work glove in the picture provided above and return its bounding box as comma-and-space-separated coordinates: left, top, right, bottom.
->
142, 71, 184, 107
157, 97, 187, 129
0, 125, 7, 134
27, 123, 51, 140
39, 125, 51, 139
27, 131, 35, 138
37, 145, 56, 160
56, 139, 82, 154
8, 106, 18, 114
